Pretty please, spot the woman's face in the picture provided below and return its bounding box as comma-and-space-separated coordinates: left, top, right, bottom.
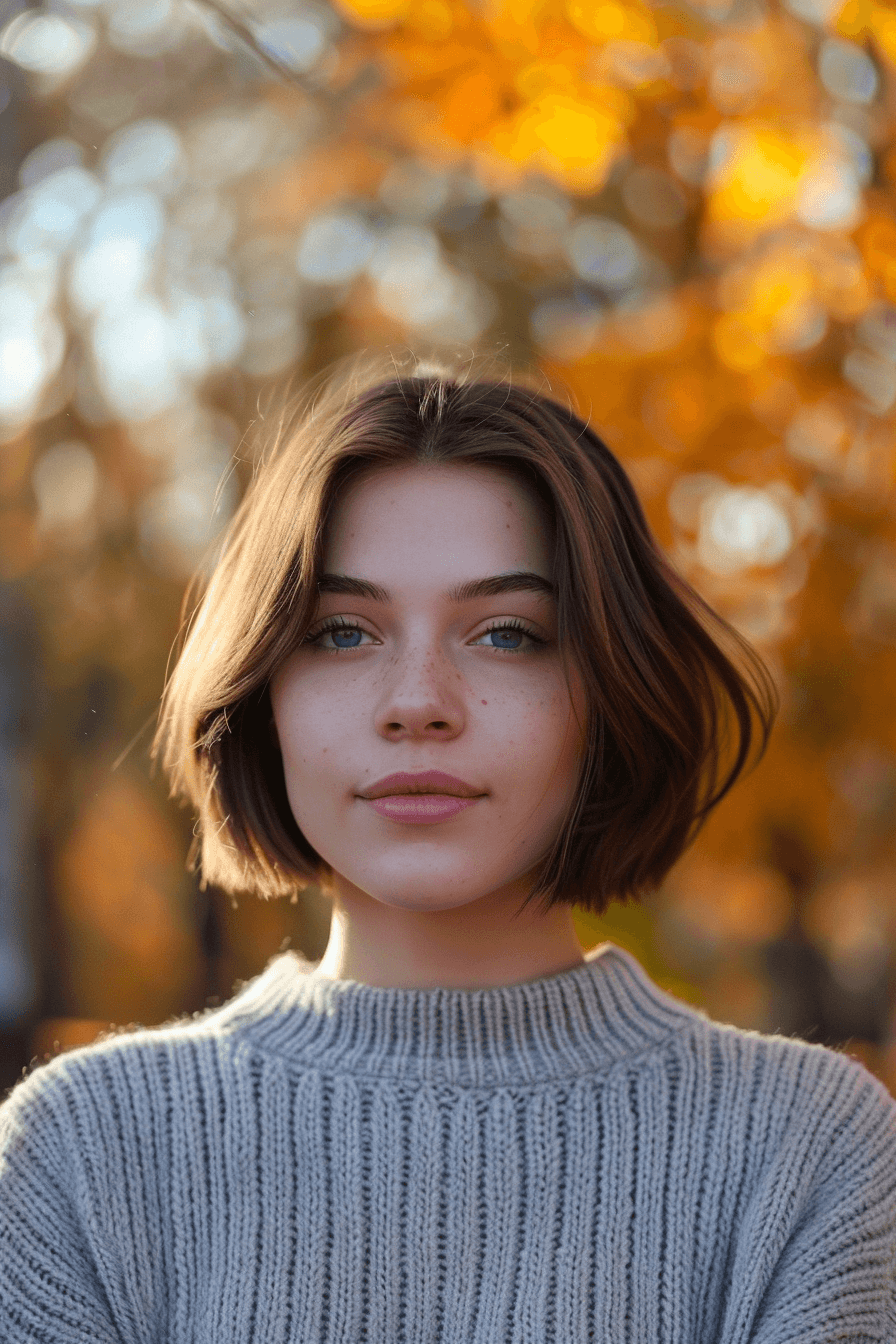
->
269, 462, 587, 913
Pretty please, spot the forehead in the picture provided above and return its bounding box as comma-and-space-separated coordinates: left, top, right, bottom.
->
323, 463, 553, 577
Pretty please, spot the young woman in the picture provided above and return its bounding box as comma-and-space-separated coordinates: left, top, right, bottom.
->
2, 350, 895, 1342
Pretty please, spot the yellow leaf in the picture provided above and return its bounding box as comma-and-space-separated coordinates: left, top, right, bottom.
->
707, 124, 815, 227
855, 207, 896, 301
406, 0, 455, 38
330, 0, 412, 28
440, 67, 504, 143
481, 0, 549, 58
870, 2, 896, 66
749, 261, 815, 326
712, 313, 768, 370
488, 88, 630, 191
566, 0, 657, 44
515, 59, 578, 98
834, 0, 874, 37
834, 0, 896, 62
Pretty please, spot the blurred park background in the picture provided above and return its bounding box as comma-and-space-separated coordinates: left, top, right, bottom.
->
2, 0, 896, 1096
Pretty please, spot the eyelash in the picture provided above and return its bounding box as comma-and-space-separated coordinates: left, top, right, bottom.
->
304, 616, 547, 654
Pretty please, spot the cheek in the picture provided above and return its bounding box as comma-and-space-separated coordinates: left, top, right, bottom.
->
544, 678, 587, 792
272, 670, 352, 770
498, 677, 584, 786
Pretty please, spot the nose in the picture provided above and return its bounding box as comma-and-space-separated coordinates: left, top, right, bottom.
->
374, 639, 465, 742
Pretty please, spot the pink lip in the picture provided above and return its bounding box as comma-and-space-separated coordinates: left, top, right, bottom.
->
364, 795, 482, 824
359, 770, 484, 800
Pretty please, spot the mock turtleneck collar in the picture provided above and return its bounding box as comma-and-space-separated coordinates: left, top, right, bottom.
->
213, 942, 702, 1087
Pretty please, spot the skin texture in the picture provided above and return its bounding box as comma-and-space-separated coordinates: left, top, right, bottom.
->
269, 462, 589, 990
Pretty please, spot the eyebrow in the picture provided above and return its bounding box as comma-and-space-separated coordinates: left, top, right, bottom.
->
316, 570, 557, 604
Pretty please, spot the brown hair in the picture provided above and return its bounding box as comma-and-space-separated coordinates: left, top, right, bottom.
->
151, 348, 778, 917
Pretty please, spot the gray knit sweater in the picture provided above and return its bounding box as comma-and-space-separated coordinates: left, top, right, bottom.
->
1, 941, 895, 1343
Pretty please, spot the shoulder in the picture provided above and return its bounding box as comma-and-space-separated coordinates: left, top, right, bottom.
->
666, 1003, 896, 1182
0, 1000, 244, 1164
670, 1020, 896, 1334
697, 1011, 895, 1120
627, 946, 895, 1120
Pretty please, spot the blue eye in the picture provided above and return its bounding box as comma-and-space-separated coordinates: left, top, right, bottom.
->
305, 618, 545, 654
306, 621, 372, 651
474, 621, 544, 653
484, 628, 523, 650
329, 628, 364, 649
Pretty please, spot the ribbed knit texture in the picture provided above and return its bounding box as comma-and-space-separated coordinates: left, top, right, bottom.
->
1, 941, 895, 1343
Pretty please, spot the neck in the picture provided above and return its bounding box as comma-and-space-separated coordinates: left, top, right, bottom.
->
310, 874, 586, 991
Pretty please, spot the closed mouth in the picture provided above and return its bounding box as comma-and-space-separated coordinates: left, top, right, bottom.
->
360, 770, 485, 800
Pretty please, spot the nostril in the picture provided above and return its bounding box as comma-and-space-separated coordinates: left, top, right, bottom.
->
384, 719, 454, 733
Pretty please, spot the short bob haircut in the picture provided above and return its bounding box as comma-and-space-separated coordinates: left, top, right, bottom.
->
151, 348, 778, 918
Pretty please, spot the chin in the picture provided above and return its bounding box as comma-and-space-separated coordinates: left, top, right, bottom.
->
391, 898, 483, 916
336, 860, 505, 912
359, 881, 489, 913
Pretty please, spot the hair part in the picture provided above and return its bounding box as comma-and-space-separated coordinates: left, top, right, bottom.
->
151, 347, 779, 918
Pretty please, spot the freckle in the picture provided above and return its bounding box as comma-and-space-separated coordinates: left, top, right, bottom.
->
481, 699, 487, 705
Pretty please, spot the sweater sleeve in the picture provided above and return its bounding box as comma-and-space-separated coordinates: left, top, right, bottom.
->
0, 1059, 126, 1344
743, 1053, 896, 1344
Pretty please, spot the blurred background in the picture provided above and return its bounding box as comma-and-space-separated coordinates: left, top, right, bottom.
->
2, 0, 896, 1097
